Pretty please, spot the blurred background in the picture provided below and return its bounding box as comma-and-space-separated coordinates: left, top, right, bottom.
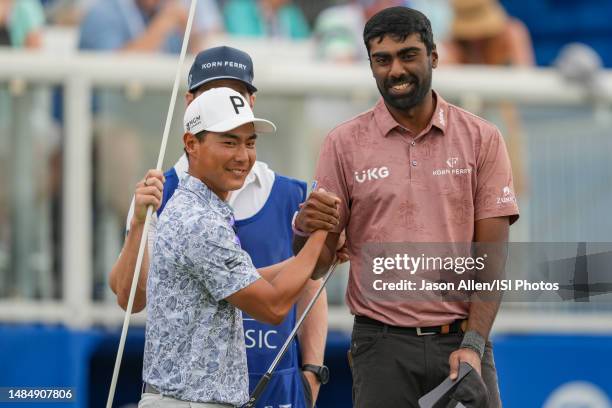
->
1, 0, 612, 407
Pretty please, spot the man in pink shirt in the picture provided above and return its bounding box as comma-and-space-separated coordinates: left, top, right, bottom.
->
293, 6, 519, 407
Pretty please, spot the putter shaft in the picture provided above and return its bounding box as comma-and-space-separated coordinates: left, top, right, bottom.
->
243, 260, 339, 408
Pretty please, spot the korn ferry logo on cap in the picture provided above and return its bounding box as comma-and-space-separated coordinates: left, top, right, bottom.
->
187, 46, 257, 93
183, 87, 276, 134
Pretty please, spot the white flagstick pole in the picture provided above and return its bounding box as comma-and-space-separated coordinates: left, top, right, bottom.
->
105, 1, 199, 407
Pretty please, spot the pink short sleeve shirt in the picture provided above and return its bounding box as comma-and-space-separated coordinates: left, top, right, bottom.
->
314, 91, 519, 327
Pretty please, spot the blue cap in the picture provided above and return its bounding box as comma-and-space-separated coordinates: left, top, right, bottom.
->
187, 46, 257, 94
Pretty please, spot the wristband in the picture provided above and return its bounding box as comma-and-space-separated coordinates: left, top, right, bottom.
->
460, 330, 485, 359
292, 211, 311, 237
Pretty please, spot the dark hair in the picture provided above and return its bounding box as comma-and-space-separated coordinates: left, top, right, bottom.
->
184, 130, 208, 160
363, 7, 435, 56
193, 130, 207, 141
191, 82, 252, 99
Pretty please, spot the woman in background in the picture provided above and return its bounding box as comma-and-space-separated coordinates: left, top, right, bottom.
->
0, 0, 44, 48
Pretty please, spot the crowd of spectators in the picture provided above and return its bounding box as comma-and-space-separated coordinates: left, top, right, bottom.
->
0, 0, 45, 48
0, 0, 536, 67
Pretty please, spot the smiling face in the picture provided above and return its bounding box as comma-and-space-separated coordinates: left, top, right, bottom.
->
183, 123, 257, 200
368, 33, 437, 111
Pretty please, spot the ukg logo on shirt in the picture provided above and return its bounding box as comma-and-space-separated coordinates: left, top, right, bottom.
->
355, 166, 390, 183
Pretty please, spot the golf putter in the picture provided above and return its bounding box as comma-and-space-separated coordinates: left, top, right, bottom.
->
418, 362, 473, 408
242, 260, 340, 408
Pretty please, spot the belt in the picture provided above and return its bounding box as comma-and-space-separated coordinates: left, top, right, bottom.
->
355, 315, 468, 336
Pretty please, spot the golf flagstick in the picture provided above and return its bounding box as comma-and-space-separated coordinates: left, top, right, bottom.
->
105, 1, 199, 407
242, 260, 340, 408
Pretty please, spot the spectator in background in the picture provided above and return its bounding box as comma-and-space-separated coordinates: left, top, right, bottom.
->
224, 0, 309, 39
407, 0, 453, 49
445, 0, 534, 196
42, 0, 94, 27
79, 0, 222, 53
0, 0, 49, 292
445, 0, 534, 65
0, 0, 44, 48
313, 0, 400, 62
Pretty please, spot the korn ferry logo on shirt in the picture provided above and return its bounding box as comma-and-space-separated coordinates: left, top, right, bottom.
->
355, 166, 390, 183
433, 157, 473, 176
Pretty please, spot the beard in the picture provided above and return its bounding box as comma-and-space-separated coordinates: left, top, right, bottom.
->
378, 70, 432, 111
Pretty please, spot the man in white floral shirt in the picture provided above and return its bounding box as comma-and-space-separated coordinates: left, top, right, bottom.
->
140, 87, 339, 408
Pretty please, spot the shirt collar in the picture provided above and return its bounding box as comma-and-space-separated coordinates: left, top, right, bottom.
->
243, 163, 261, 188
431, 91, 448, 134
179, 173, 233, 219
175, 154, 189, 177
373, 90, 448, 138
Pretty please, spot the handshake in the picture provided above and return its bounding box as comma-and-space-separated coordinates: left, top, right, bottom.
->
293, 189, 349, 279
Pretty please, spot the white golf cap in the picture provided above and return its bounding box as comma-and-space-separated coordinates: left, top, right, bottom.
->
183, 87, 276, 134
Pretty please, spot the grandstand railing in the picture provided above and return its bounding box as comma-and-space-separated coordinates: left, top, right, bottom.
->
1, 49, 612, 332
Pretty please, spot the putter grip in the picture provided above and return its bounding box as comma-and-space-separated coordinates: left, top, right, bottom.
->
242, 373, 271, 408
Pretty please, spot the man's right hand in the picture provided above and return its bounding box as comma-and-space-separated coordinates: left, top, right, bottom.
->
295, 189, 343, 279
295, 189, 341, 234
132, 169, 165, 226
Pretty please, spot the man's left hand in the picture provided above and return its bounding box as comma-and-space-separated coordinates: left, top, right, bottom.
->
302, 370, 320, 407
449, 348, 481, 380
